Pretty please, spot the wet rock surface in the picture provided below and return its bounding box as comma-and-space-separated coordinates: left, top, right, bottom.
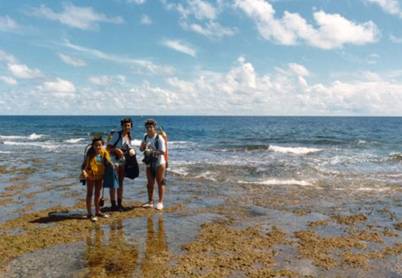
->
1, 179, 402, 277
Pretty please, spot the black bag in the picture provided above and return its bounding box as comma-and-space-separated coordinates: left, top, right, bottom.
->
125, 153, 139, 179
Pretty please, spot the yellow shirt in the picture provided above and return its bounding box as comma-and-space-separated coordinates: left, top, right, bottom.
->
84, 148, 111, 179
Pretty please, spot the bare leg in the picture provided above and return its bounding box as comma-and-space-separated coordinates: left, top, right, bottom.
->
110, 188, 116, 204
117, 166, 124, 200
155, 165, 166, 203
86, 179, 95, 216
146, 167, 155, 203
94, 179, 102, 215
117, 165, 124, 208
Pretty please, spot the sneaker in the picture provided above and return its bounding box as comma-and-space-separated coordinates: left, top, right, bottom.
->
141, 201, 154, 208
117, 205, 126, 212
96, 213, 110, 218
90, 215, 98, 222
110, 205, 119, 212
156, 202, 164, 210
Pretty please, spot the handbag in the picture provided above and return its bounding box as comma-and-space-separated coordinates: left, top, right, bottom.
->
124, 153, 139, 179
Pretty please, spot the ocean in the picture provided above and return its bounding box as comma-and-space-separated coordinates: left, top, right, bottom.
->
1, 116, 401, 221
1, 116, 401, 191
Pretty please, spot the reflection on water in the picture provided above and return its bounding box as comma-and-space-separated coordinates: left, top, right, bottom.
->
140, 215, 169, 277
84, 220, 138, 277
83, 215, 169, 278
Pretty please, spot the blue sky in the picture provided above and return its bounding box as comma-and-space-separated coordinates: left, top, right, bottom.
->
1, 0, 402, 115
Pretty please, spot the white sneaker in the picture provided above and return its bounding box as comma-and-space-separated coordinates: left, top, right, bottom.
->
90, 215, 98, 222
156, 202, 164, 210
141, 201, 154, 208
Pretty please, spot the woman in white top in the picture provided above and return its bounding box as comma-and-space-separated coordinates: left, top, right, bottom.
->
140, 119, 166, 210
107, 117, 134, 211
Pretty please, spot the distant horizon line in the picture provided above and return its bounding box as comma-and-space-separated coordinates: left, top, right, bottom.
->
1, 115, 402, 118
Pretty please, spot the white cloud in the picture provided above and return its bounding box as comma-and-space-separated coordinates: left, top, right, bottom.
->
0, 50, 16, 63
0, 50, 41, 80
367, 53, 380, 64
58, 53, 87, 67
30, 3, 124, 30
40, 78, 76, 94
162, 39, 197, 57
367, 0, 402, 17
128, 0, 146, 4
7, 63, 42, 79
88, 75, 126, 85
3, 57, 402, 115
235, 0, 379, 49
63, 40, 175, 75
161, 58, 402, 115
188, 0, 217, 20
288, 63, 309, 77
140, 14, 152, 25
180, 20, 237, 39
163, 0, 237, 39
390, 34, 402, 43
0, 15, 20, 32
164, 0, 217, 20
0, 76, 17, 85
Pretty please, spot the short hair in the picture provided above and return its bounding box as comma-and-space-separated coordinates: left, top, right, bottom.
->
120, 117, 133, 127
144, 119, 157, 127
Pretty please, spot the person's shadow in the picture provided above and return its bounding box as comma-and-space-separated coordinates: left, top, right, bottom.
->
30, 210, 87, 223
84, 219, 138, 277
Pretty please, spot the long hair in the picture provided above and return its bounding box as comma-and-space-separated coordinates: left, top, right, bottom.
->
81, 137, 104, 170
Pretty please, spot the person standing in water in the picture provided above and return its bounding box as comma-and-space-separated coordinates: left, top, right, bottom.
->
140, 119, 166, 210
107, 117, 134, 211
81, 136, 111, 222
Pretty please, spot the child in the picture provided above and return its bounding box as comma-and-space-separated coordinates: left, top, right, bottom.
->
80, 136, 111, 221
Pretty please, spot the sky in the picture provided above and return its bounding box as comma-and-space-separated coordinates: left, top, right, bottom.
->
1, 0, 402, 115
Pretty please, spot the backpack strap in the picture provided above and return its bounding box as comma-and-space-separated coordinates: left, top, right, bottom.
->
81, 144, 92, 170
155, 134, 160, 150
112, 131, 122, 148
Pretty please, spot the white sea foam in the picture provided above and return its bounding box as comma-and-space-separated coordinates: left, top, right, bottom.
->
3, 141, 59, 150
356, 187, 390, 192
168, 167, 189, 176
28, 133, 44, 140
0, 135, 26, 140
169, 141, 192, 146
239, 179, 313, 186
269, 145, 322, 155
132, 139, 142, 146
386, 173, 402, 178
130, 139, 192, 147
64, 138, 85, 144
194, 171, 217, 182
0, 133, 45, 140
0, 151, 11, 154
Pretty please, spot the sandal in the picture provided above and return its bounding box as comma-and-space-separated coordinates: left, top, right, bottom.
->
141, 201, 154, 208
96, 213, 110, 218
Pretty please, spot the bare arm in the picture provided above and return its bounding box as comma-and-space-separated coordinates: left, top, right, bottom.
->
140, 142, 146, 152
107, 142, 124, 158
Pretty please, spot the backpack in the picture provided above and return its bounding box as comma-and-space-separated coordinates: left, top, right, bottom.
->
144, 128, 169, 168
